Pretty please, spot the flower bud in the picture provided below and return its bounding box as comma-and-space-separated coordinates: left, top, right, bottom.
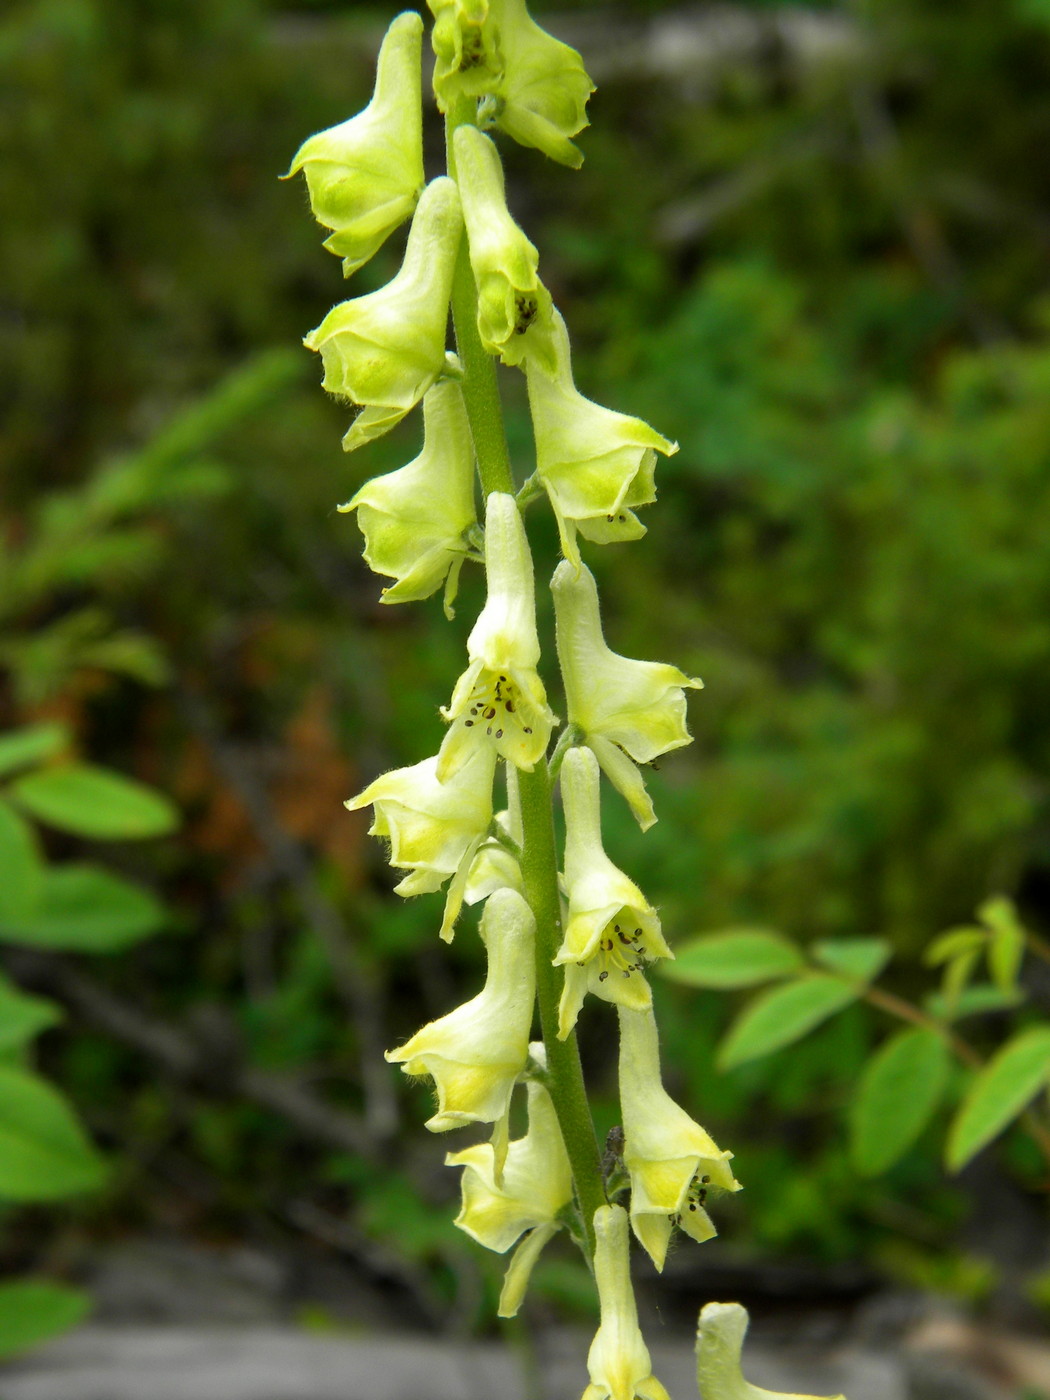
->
552, 560, 703, 829
696, 1302, 845, 1400
439, 493, 556, 779
452, 125, 556, 372
554, 747, 671, 1038
345, 744, 496, 942
618, 1006, 739, 1272
303, 177, 463, 451
581, 1205, 671, 1400
429, 0, 503, 110
527, 313, 677, 568
447, 1071, 572, 1315
283, 13, 425, 276
385, 887, 536, 1130
342, 381, 477, 617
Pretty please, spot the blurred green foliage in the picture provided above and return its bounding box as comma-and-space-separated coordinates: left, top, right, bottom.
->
4, 0, 1050, 1324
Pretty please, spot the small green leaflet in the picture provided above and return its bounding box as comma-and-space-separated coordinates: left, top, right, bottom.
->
849, 1027, 950, 1175
0, 800, 43, 922
813, 937, 891, 982
10, 763, 178, 840
978, 896, 1025, 992
0, 1065, 108, 1201
0, 974, 62, 1051
717, 974, 861, 1070
924, 983, 1021, 1021
946, 1026, 1050, 1171
0, 1281, 91, 1360
0, 723, 69, 780
0, 865, 167, 952
660, 928, 804, 989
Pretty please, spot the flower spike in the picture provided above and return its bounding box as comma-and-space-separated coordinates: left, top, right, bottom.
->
385, 887, 536, 1130
452, 125, 556, 372
527, 312, 677, 569
696, 1303, 846, 1400
342, 380, 477, 617
303, 177, 463, 451
618, 1006, 739, 1272
345, 744, 496, 941
283, 13, 425, 277
439, 493, 556, 780
554, 746, 672, 1038
582, 1205, 671, 1400
447, 1065, 572, 1316
552, 559, 703, 829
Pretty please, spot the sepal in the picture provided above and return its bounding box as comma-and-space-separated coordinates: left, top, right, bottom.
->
342, 381, 477, 615
283, 13, 425, 276
304, 178, 463, 449
527, 313, 677, 567
385, 887, 536, 1130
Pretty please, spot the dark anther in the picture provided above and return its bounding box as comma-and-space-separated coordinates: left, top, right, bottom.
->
599, 970, 609, 982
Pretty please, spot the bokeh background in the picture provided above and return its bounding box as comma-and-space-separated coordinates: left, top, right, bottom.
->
5, 0, 1050, 1353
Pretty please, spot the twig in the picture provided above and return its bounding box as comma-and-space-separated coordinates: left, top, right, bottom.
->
178, 685, 399, 1145
7, 951, 372, 1157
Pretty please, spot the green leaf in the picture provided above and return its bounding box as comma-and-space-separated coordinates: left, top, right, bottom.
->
925, 983, 1023, 1021
10, 763, 178, 840
850, 1027, 951, 1175
0, 1065, 107, 1200
0, 1281, 91, 1359
0, 724, 70, 779
0, 864, 167, 951
943, 947, 981, 1016
0, 973, 62, 1050
978, 896, 1026, 992
660, 928, 804, 989
925, 926, 986, 967
717, 974, 861, 1070
946, 1027, 1050, 1171
813, 937, 891, 982
0, 799, 43, 922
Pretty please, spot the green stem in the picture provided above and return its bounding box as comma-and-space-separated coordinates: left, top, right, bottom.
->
444, 107, 605, 1258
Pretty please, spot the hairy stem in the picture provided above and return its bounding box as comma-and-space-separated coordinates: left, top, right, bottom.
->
445, 105, 605, 1256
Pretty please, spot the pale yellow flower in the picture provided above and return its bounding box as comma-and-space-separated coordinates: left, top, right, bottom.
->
342, 380, 477, 617
283, 12, 424, 276
303, 178, 462, 451
527, 312, 677, 569
618, 1006, 739, 1271
696, 1303, 845, 1400
581, 1205, 671, 1400
551, 559, 702, 829
385, 888, 536, 1130
447, 1066, 572, 1316
439, 493, 556, 779
452, 125, 556, 372
554, 747, 671, 1037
